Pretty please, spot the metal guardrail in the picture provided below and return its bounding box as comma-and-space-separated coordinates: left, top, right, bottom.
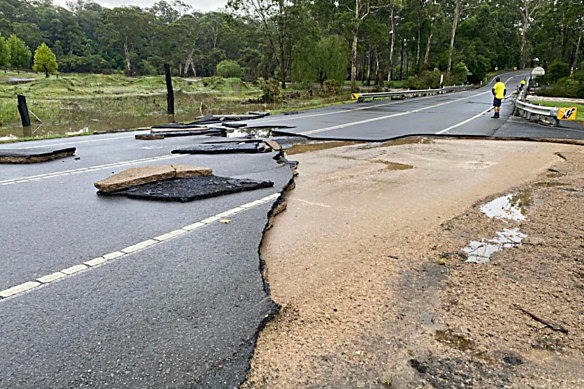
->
351, 85, 473, 102
513, 78, 561, 125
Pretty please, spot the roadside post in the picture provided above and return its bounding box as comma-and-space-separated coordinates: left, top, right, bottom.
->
164, 64, 174, 116
17, 95, 31, 128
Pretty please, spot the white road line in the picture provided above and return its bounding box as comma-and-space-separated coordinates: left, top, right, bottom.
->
0, 154, 183, 186
436, 76, 516, 135
300, 90, 491, 136
0, 192, 281, 301
436, 107, 493, 134
257, 93, 448, 124
1, 135, 137, 150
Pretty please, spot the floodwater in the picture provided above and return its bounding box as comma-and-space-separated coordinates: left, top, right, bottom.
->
479, 193, 528, 221
462, 228, 527, 264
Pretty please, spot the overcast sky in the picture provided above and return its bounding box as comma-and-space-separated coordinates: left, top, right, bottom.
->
53, 0, 229, 13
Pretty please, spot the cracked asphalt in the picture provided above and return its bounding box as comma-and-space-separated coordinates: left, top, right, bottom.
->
1, 69, 583, 388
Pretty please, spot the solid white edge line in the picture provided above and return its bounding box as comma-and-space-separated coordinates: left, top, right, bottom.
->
0, 154, 183, 186
0, 192, 281, 301
436, 107, 493, 135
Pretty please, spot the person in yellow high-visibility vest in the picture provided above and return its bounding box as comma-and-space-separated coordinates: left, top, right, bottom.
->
519, 79, 526, 91
491, 77, 506, 119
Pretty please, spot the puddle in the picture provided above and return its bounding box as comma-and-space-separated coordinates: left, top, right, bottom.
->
479, 193, 528, 221
372, 160, 414, 171
224, 128, 272, 138
363, 137, 434, 149
285, 141, 357, 155
462, 228, 527, 264
435, 330, 475, 352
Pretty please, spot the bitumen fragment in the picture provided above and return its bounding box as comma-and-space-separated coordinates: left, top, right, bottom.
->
99, 175, 274, 202
0, 147, 76, 163
172, 142, 270, 154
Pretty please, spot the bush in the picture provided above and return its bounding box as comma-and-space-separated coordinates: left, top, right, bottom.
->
321, 79, 342, 96
257, 77, 280, 103
405, 70, 441, 89
537, 69, 584, 98
547, 60, 570, 84
216, 60, 242, 78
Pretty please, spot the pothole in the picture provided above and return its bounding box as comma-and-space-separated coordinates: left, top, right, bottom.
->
462, 228, 527, 264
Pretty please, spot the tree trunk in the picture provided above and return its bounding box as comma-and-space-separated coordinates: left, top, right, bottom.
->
123, 37, 131, 76
366, 45, 372, 86
572, 28, 583, 73
184, 48, 195, 76
387, 5, 396, 82
520, 3, 531, 69
399, 39, 404, 80
416, 9, 422, 74
351, 27, 359, 85
423, 29, 433, 70
447, 1, 461, 74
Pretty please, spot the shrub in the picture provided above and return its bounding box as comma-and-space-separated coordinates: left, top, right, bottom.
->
547, 60, 570, 84
321, 79, 342, 96
216, 60, 242, 78
258, 77, 280, 103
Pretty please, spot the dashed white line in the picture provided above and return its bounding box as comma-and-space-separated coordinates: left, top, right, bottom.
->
299, 90, 491, 136
0, 154, 183, 186
0, 192, 281, 301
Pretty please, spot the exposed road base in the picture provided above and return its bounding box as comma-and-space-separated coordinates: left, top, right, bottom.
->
0, 147, 76, 163
244, 139, 584, 388
99, 175, 274, 202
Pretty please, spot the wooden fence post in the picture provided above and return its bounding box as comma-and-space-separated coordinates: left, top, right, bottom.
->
164, 64, 174, 115
17, 95, 31, 128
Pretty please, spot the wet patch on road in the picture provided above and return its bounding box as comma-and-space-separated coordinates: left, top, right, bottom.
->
0, 147, 76, 163
99, 175, 274, 202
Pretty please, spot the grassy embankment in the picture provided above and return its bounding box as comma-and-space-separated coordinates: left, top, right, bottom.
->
0, 72, 350, 140
532, 100, 584, 122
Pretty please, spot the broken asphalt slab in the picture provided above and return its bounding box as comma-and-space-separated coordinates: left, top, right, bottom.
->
172, 142, 271, 154
0, 147, 76, 163
99, 175, 274, 202
94, 165, 212, 192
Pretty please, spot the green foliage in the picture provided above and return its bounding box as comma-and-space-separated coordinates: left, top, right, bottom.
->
33, 43, 58, 77
216, 60, 242, 78
0, 33, 9, 68
59, 54, 108, 73
538, 70, 584, 99
322, 79, 342, 96
258, 77, 280, 103
292, 35, 348, 86
449, 62, 469, 85
8, 34, 31, 69
405, 70, 442, 89
547, 60, 571, 84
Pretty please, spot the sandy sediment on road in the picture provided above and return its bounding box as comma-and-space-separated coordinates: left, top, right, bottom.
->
243, 138, 584, 388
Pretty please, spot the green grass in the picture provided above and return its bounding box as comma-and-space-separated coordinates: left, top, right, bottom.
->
0, 71, 349, 139
532, 100, 584, 121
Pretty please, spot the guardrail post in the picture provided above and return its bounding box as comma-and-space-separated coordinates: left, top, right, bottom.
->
164, 64, 174, 116
17, 95, 31, 128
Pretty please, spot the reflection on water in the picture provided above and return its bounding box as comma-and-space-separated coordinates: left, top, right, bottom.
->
479, 193, 529, 221
462, 228, 527, 264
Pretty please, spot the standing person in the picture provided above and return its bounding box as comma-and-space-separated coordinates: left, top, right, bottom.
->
492, 77, 506, 119
518, 79, 526, 92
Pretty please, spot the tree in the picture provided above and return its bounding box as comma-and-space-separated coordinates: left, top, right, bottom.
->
8, 34, 32, 70
0, 34, 9, 68
216, 59, 242, 77
516, 0, 548, 69
292, 35, 349, 85
33, 42, 58, 77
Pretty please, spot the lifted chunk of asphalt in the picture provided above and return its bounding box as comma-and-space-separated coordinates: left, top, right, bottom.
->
172, 142, 269, 154
94, 165, 212, 192
0, 147, 76, 163
99, 175, 274, 202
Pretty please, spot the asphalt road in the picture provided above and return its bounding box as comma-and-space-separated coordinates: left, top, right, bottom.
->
240, 71, 584, 141
0, 133, 292, 388
1, 69, 583, 388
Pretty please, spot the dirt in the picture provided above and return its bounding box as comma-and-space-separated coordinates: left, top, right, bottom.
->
242, 138, 584, 388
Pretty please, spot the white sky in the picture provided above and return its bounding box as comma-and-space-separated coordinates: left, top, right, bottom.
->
52, 0, 229, 13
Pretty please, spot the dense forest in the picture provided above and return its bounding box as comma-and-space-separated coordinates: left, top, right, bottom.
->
0, 0, 583, 88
